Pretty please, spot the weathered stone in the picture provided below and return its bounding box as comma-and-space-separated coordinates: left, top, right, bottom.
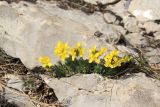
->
111, 24, 126, 36
123, 16, 140, 33
5, 74, 24, 91
144, 48, 160, 57
5, 88, 36, 107
41, 73, 160, 107
124, 33, 148, 47
0, 1, 116, 69
107, 0, 129, 18
148, 56, 160, 65
154, 32, 160, 40
128, 0, 160, 22
100, 24, 126, 44
40, 74, 103, 102
143, 47, 160, 67
2, 74, 36, 107
103, 12, 117, 24
116, 45, 137, 56
138, 21, 160, 33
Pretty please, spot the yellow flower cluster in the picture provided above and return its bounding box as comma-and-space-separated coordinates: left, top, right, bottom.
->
104, 51, 131, 68
88, 46, 106, 64
76, 42, 85, 58
54, 41, 85, 61
38, 56, 52, 69
54, 41, 69, 61
38, 41, 131, 69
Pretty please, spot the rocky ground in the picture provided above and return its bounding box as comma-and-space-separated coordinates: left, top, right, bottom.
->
0, 0, 160, 107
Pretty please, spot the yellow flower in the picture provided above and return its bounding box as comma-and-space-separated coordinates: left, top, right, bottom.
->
38, 56, 52, 69
96, 47, 107, 56
54, 41, 70, 61
89, 45, 96, 53
69, 48, 76, 61
89, 53, 100, 64
104, 50, 122, 68
76, 42, 85, 57
88, 46, 106, 64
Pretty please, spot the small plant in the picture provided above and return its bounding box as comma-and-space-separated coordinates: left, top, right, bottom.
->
38, 56, 52, 70
38, 41, 133, 78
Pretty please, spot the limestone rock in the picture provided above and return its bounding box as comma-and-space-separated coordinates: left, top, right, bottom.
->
5, 88, 36, 107
101, 24, 126, 44
6, 74, 24, 91
154, 32, 160, 40
148, 56, 160, 65
123, 16, 140, 33
128, 0, 160, 22
41, 73, 160, 107
116, 45, 137, 56
103, 12, 117, 24
0, 1, 116, 69
144, 48, 160, 57
143, 47, 160, 65
124, 33, 148, 47
3, 74, 35, 107
107, 0, 130, 18
138, 21, 160, 33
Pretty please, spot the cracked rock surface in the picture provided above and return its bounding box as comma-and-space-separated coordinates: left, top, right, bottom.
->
41, 73, 160, 107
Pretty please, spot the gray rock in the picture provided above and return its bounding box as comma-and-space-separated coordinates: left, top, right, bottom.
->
116, 45, 138, 56
41, 73, 160, 107
144, 48, 160, 57
111, 24, 126, 36
6, 74, 24, 91
123, 16, 140, 33
4, 88, 36, 107
138, 21, 160, 33
107, 0, 129, 18
148, 56, 160, 65
99, 24, 126, 44
128, 0, 160, 22
40, 74, 103, 102
103, 12, 117, 24
154, 32, 160, 40
124, 33, 148, 47
0, 1, 116, 69
3, 74, 36, 107
143, 47, 160, 67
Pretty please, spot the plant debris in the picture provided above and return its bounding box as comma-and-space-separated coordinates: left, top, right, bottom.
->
0, 48, 62, 107
23, 75, 59, 104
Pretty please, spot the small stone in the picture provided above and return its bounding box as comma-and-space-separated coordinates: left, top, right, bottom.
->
128, 0, 160, 22
6, 75, 24, 91
124, 33, 148, 47
154, 32, 160, 40
138, 21, 160, 33
117, 45, 137, 56
107, 0, 129, 18
123, 16, 140, 33
148, 56, 160, 64
103, 12, 117, 24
